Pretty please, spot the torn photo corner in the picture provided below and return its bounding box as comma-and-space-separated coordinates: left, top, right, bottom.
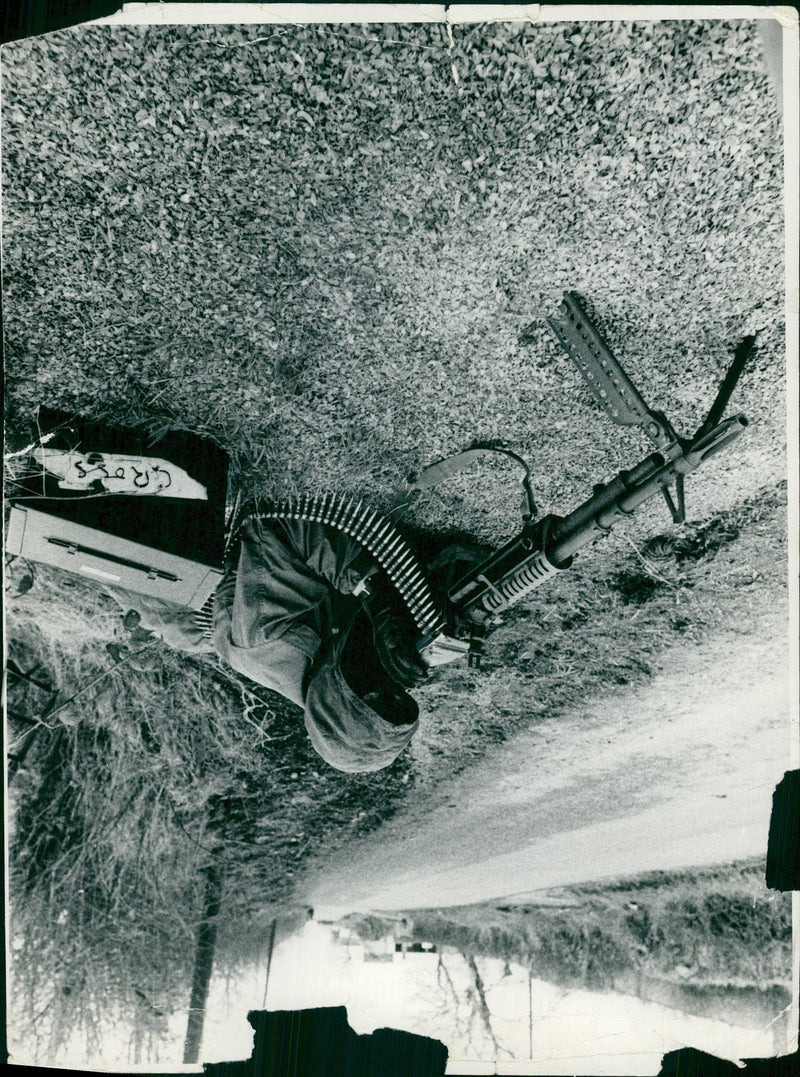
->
2, 3, 797, 1075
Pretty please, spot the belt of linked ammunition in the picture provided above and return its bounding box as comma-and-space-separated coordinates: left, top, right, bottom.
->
191, 493, 446, 644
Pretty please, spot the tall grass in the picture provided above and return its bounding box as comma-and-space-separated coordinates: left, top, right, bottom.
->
5, 558, 419, 1060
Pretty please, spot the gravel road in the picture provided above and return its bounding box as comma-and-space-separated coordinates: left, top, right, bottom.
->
300, 612, 793, 916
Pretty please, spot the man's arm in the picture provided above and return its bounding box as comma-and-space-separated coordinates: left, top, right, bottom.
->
221, 517, 373, 652
269, 516, 374, 596
103, 518, 372, 659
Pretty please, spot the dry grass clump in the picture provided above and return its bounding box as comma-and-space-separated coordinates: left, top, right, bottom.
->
6, 638, 236, 1058
6, 563, 418, 1060
6, 558, 121, 671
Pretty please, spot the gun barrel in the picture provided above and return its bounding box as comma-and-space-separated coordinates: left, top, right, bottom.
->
548, 416, 747, 564
448, 415, 747, 634
548, 452, 665, 562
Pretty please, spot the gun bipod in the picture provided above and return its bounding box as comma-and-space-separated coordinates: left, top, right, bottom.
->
467, 624, 488, 669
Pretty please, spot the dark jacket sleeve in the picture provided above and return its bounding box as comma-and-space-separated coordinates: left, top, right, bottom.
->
218, 517, 372, 651
269, 517, 373, 596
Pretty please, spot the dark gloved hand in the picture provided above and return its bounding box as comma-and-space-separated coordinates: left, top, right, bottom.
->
426, 542, 493, 633
370, 604, 428, 689
361, 571, 428, 689
427, 542, 493, 598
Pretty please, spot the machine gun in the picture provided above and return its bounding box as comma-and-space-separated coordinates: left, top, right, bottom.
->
415, 291, 754, 670
218, 292, 753, 676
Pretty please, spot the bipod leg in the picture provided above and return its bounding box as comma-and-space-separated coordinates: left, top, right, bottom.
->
661, 474, 686, 524
694, 335, 756, 442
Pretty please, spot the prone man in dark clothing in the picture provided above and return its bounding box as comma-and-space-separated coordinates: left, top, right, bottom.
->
108, 513, 480, 774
